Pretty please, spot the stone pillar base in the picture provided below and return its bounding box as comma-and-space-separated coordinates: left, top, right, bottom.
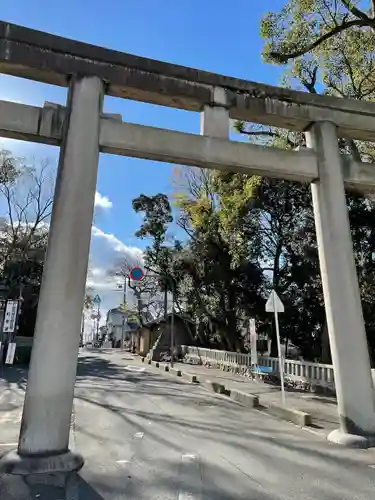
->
328, 429, 375, 449
0, 449, 84, 475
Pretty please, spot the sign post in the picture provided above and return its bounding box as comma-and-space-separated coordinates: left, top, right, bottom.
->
116, 275, 128, 349
129, 267, 145, 352
2, 300, 19, 365
265, 290, 285, 405
92, 294, 101, 343
249, 318, 258, 369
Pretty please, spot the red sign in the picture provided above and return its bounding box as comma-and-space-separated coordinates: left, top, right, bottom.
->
129, 267, 144, 281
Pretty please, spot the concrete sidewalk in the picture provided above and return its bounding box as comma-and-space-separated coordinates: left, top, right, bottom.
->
0, 365, 27, 455
169, 361, 339, 434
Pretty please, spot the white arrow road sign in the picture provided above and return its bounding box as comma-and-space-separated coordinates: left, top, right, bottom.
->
265, 290, 284, 313
265, 290, 285, 405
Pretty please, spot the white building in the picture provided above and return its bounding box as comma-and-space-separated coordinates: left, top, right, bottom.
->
106, 307, 138, 347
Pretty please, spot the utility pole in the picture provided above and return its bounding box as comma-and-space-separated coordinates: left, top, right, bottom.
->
170, 280, 175, 367
93, 294, 101, 342
121, 275, 127, 350
143, 266, 175, 366
164, 287, 168, 321
81, 312, 85, 346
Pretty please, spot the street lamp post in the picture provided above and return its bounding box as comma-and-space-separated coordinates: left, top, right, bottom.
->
93, 294, 101, 342
121, 276, 127, 350
170, 282, 175, 367
144, 266, 175, 367
116, 272, 128, 350
81, 312, 85, 345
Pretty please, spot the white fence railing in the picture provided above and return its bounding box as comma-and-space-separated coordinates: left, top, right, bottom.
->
258, 355, 335, 386
182, 345, 375, 391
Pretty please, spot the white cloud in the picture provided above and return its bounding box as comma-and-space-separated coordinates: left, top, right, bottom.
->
94, 191, 113, 210
85, 226, 144, 333
91, 226, 143, 261
86, 266, 117, 292
90, 267, 106, 277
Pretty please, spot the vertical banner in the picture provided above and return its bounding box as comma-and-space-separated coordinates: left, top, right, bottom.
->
5, 342, 16, 365
3, 300, 19, 335
250, 318, 258, 366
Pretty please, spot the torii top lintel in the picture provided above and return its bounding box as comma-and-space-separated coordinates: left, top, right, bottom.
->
1, 21, 375, 141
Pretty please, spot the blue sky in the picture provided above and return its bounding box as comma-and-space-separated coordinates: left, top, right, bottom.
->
0, 0, 285, 324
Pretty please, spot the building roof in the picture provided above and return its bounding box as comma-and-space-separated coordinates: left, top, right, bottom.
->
107, 307, 125, 316
140, 313, 194, 330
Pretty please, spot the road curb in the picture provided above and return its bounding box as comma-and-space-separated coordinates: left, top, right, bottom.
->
181, 372, 198, 383
203, 380, 226, 394
264, 402, 312, 427
138, 357, 186, 380
227, 388, 259, 407
169, 367, 182, 377
138, 357, 313, 430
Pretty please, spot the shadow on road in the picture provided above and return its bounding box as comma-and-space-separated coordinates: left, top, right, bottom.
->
1, 352, 373, 499
0, 471, 108, 500
0, 365, 27, 387
77, 354, 130, 380
74, 355, 371, 470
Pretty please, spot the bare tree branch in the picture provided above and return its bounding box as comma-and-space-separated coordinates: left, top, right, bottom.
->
0, 158, 54, 267
340, 0, 371, 21
238, 128, 298, 149
269, 19, 371, 63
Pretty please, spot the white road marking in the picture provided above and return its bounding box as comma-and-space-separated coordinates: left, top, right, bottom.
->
178, 453, 202, 500
0, 389, 9, 404
134, 432, 144, 439
0, 409, 22, 424
116, 460, 130, 464
124, 366, 145, 373
0, 443, 18, 447
369, 464, 375, 468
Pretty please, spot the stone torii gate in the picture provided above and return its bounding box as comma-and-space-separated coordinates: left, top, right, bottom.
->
0, 21, 375, 473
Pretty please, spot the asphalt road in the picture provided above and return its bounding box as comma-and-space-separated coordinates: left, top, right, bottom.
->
1, 350, 375, 499
73, 350, 375, 500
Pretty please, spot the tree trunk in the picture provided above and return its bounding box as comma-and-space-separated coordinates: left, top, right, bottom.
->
270, 334, 278, 357
164, 287, 168, 321
320, 320, 331, 364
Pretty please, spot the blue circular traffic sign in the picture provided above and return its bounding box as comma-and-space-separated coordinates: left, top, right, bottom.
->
130, 267, 144, 281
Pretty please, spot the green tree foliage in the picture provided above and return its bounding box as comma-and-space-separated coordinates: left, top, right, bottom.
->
262, 1, 375, 65
132, 193, 183, 318
132, 194, 173, 251
254, 0, 375, 362
132, 171, 266, 352
130, 2, 375, 360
